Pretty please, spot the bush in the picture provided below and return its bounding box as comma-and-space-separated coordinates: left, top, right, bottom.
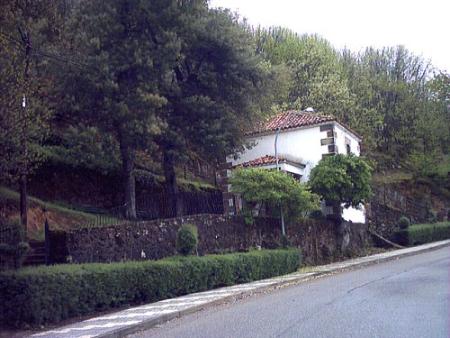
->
0, 248, 301, 328
309, 210, 324, 220
176, 224, 198, 256
393, 222, 450, 246
0, 218, 24, 245
398, 216, 410, 230
0, 242, 29, 270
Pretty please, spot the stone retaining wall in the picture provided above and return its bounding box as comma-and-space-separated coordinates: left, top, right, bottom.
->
63, 214, 369, 265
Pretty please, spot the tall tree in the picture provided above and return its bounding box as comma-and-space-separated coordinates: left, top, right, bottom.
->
58, 0, 183, 218
253, 27, 353, 119
157, 7, 276, 216
0, 0, 65, 227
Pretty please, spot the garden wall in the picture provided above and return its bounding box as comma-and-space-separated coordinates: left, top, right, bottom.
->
62, 214, 369, 265
368, 181, 450, 237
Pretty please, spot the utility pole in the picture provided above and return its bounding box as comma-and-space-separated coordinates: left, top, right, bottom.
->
18, 26, 32, 233
274, 127, 286, 236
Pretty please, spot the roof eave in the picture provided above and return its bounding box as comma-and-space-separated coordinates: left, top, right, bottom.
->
245, 120, 336, 138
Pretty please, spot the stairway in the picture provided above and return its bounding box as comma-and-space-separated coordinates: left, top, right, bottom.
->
23, 240, 47, 266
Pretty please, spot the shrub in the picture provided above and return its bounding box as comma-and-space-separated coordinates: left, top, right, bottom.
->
398, 216, 410, 230
0, 218, 24, 245
176, 224, 198, 256
309, 210, 324, 220
393, 222, 450, 246
0, 249, 301, 328
0, 242, 29, 270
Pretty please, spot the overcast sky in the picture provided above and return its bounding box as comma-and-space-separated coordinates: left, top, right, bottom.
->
210, 0, 449, 73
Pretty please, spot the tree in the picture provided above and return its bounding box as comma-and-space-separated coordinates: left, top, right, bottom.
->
230, 168, 320, 225
309, 154, 372, 220
0, 0, 65, 227
341, 46, 433, 167
253, 27, 353, 119
58, 0, 181, 218
157, 7, 277, 216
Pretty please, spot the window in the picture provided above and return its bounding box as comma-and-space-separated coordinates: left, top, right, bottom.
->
345, 137, 352, 154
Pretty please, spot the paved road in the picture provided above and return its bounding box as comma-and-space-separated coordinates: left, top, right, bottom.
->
130, 246, 449, 338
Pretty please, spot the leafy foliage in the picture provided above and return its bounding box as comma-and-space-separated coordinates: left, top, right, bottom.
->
176, 224, 198, 256
253, 26, 449, 175
230, 168, 320, 220
0, 241, 29, 270
309, 154, 373, 208
43, 126, 121, 174
0, 248, 301, 327
398, 216, 410, 230
393, 222, 450, 246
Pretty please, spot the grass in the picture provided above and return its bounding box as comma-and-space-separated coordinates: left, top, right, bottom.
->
0, 186, 120, 240
0, 186, 98, 222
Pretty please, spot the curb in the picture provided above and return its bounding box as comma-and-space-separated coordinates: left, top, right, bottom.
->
98, 240, 450, 338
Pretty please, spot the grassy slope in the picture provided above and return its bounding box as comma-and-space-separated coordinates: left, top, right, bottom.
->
0, 186, 114, 240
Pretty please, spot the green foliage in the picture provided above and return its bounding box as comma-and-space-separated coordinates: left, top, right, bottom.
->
176, 224, 198, 256
0, 1, 64, 184
309, 210, 324, 220
309, 154, 373, 208
0, 218, 24, 245
44, 126, 121, 175
254, 28, 448, 171
0, 249, 301, 327
394, 222, 450, 246
0, 242, 29, 270
253, 28, 352, 118
230, 168, 320, 221
398, 216, 410, 230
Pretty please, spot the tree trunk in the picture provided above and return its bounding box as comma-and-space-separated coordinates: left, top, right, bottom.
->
331, 201, 350, 253
163, 150, 182, 217
19, 174, 27, 230
119, 136, 136, 219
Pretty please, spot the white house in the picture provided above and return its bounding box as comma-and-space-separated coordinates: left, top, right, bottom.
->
223, 109, 366, 223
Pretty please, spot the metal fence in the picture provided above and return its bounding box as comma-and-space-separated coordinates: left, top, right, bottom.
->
136, 190, 224, 220
80, 190, 224, 228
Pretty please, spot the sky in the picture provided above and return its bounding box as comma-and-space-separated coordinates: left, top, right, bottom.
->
209, 0, 449, 73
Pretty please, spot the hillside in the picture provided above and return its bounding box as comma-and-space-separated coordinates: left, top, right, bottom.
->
0, 186, 111, 240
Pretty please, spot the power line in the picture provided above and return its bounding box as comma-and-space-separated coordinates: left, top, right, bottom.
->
0, 31, 96, 72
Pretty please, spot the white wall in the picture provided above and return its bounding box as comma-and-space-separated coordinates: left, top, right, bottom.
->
229, 121, 365, 223
230, 125, 325, 181
334, 123, 360, 155
343, 205, 366, 223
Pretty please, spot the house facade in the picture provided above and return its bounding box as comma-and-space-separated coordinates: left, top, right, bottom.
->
219, 109, 365, 223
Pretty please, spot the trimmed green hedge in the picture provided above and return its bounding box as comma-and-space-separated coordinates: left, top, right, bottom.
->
394, 222, 450, 246
0, 249, 300, 328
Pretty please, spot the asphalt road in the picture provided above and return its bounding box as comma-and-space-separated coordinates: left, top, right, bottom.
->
130, 246, 449, 338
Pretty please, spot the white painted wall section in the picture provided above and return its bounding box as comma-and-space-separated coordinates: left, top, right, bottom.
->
230, 125, 324, 181
228, 120, 365, 223
343, 205, 366, 223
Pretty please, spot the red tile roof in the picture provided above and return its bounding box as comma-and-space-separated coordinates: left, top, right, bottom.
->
250, 110, 335, 135
236, 155, 305, 168
239, 155, 279, 167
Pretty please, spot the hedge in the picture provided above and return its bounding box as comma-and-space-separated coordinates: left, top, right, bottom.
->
393, 222, 450, 246
0, 248, 300, 328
